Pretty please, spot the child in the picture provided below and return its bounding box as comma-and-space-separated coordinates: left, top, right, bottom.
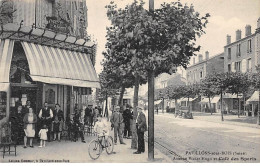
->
52, 115, 60, 141
94, 114, 109, 140
38, 125, 48, 148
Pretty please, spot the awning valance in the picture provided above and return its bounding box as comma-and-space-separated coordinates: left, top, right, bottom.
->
21, 42, 100, 88
154, 100, 162, 105
0, 39, 14, 83
179, 97, 197, 102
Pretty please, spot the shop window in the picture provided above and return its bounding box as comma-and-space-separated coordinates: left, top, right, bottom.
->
0, 92, 7, 120
181, 101, 186, 107
45, 89, 55, 105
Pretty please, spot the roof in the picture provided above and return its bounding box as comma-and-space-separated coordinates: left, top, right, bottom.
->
187, 52, 224, 69
0, 23, 95, 53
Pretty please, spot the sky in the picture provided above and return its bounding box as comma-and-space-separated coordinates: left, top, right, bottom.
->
86, 0, 260, 74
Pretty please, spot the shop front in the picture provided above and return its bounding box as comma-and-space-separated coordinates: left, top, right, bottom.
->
0, 23, 100, 132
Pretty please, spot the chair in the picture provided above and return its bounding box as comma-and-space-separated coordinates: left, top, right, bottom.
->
0, 122, 17, 158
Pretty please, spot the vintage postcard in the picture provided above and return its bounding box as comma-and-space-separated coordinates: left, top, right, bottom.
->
0, 0, 260, 164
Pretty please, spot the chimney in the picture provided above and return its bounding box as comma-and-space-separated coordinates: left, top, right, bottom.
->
198, 54, 203, 62
227, 35, 231, 45
205, 51, 209, 60
236, 30, 242, 41
245, 25, 251, 36
193, 57, 196, 64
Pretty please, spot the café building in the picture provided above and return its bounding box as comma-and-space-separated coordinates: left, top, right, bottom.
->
0, 23, 100, 131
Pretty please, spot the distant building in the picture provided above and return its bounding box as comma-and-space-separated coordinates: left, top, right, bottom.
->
186, 52, 224, 85
224, 18, 260, 116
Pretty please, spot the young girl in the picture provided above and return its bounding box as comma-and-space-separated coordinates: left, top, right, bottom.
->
38, 125, 48, 148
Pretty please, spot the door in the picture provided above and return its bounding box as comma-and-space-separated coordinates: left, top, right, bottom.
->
42, 84, 57, 110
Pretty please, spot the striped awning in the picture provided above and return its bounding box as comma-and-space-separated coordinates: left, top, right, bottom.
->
0, 39, 15, 83
21, 42, 100, 88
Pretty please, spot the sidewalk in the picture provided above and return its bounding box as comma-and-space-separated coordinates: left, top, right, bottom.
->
0, 133, 171, 163
157, 110, 260, 129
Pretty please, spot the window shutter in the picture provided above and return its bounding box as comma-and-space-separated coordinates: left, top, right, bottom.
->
231, 62, 235, 72
241, 59, 247, 73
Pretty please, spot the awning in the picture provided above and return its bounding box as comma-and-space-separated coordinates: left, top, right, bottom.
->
211, 96, 220, 103
21, 42, 100, 88
222, 93, 242, 99
0, 83, 10, 91
154, 100, 162, 105
200, 98, 210, 104
246, 91, 259, 104
0, 39, 15, 83
179, 97, 197, 102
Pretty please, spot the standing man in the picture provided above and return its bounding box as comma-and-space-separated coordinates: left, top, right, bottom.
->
134, 106, 147, 154
123, 104, 132, 138
38, 102, 53, 142
73, 109, 86, 143
110, 106, 126, 145
84, 105, 93, 126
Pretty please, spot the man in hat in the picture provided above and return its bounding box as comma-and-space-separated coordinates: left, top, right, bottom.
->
134, 106, 147, 154
110, 106, 125, 145
84, 105, 93, 126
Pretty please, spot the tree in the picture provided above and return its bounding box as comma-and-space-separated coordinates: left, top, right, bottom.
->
205, 72, 230, 121
0, 0, 16, 25
226, 72, 252, 118
200, 75, 218, 115
105, 0, 210, 159
182, 84, 200, 113
167, 85, 186, 116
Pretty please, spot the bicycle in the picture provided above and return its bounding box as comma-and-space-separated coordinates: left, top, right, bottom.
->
88, 132, 114, 160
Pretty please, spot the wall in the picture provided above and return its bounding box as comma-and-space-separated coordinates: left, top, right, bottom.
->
224, 35, 256, 73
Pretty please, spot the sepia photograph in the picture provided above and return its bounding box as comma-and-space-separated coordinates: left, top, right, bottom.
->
0, 0, 259, 164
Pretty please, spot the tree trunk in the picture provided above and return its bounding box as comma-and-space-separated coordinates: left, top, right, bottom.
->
243, 93, 246, 116
148, 70, 155, 160
188, 97, 190, 113
175, 98, 178, 117
221, 91, 224, 121
209, 96, 212, 115
118, 85, 125, 111
237, 94, 240, 118
131, 76, 139, 149
162, 98, 164, 114
252, 90, 260, 125
105, 91, 108, 119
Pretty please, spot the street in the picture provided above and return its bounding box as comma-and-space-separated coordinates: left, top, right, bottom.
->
150, 112, 260, 163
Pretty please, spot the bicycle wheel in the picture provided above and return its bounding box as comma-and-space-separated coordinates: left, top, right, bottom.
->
88, 139, 102, 160
105, 136, 114, 154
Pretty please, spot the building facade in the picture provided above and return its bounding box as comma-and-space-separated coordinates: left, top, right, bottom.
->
0, 0, 99, 136
224, 25, 257, 73
186, 51, 224, 85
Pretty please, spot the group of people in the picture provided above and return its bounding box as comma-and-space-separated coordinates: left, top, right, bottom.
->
10, 100, 85, 148
10, 100, 147, 154
110, 105, 147, 154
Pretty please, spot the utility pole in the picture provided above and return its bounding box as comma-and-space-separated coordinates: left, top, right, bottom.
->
148, 0, 154, 161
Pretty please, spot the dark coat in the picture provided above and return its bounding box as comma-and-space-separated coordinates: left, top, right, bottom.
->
137, 112, 147, 132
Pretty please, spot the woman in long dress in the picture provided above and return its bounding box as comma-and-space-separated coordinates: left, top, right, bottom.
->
23, 107, 37, 148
